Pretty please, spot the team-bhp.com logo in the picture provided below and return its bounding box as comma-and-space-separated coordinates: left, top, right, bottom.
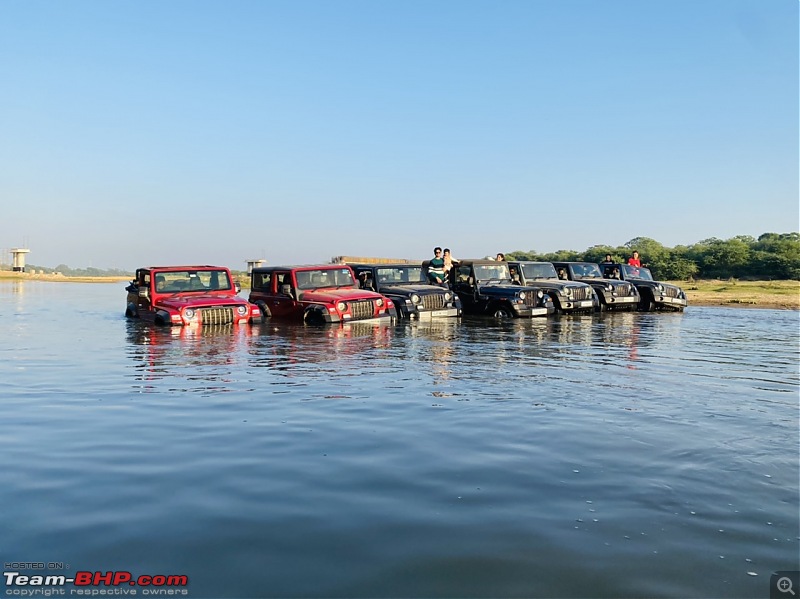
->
4, 570, 189, 596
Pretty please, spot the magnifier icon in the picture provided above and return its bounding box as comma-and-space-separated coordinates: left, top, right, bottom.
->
778, 577, 796, 596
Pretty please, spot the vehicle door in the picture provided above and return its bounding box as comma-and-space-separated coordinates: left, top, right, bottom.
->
268, 270, 299, 318
452, 265, 478, 310
136, 270, 153, 314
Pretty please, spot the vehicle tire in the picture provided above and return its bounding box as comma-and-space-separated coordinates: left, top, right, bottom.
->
256, 301, 271, 323
639, 295, 656, 312
492, 305, 513, 319
304, 308, 326, 326
125, 303, 138, 318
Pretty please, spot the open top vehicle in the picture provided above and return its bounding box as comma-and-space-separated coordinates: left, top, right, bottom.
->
249, 265, 397, 324
507, 261, 598, 313
551, 261, 640, 311
423, 259, 553, 318
125, 265, 260, 326
600, 263, 688, 311
349, 263, 461, 319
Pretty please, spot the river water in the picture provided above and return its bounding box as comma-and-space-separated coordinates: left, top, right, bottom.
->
1, 281, 798, 598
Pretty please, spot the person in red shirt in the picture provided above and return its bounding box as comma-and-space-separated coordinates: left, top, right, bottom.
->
627, 251, 642, 267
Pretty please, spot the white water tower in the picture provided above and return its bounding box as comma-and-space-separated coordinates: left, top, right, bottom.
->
11, 248, 30, 272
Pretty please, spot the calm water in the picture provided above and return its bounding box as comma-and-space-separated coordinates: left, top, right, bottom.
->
1, 281, 798, 598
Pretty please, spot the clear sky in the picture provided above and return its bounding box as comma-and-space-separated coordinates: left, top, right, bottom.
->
1, 0, 797, 270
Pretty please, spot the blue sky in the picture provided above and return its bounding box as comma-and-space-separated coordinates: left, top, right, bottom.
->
1, 0, 797, 270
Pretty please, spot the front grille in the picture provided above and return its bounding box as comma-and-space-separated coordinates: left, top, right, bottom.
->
569, 286, 593, 301
421, 293, 445, 310
663, 286, 681, 298
199, 307, 235, 325
349, 300, 374, 320
522, 293, 540, 307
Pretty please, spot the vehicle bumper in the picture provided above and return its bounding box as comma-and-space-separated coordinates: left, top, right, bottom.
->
600, 295, 639, 308
558, 298, 598, 312
513, 306, 550, 318
655, 296, 688, 309
417, 307, 461, 319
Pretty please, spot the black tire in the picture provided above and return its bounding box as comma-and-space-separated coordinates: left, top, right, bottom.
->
639, 295, 656, 312
304, 308, 326, 325
492, 305, 514, 319
256, 301, 271, 323
125, 304, 138, 318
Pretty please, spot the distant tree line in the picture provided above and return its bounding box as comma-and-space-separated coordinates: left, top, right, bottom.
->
508, 233, 800, 280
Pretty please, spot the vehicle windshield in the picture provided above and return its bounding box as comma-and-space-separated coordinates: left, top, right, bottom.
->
376, 266, 424, 285
154, 270, 232, 293
572, 263, 603, 279
295, 268, 355, 290
520, 263, 557, 280
621, 264, 654, 281
474, 263, 512, 282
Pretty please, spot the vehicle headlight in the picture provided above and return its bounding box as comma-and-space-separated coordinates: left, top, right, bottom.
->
444, 291, 452, 301
656, 284, 664, 292
236, 305, 247, 316
337, 301, 347, 312
564, 288, 573, 298
537, 290, 544, 299
410, 294, 420, 304
518, 291, 526, 300
376, 298, 384, 307
605, 284, 613, 292
184, 309, 195, 319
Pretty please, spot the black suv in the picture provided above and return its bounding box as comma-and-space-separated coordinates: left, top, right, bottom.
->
349, 263, 462, 319
551, 262, 640, 311
507, 261, 598, 313
599, 263, 688, 312
424, 259, 553, 318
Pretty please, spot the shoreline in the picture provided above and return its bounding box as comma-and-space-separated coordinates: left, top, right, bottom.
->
1, 272, 797, 310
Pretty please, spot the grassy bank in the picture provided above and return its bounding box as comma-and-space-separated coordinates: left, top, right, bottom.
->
0, 271, 130, 284
667, 279, 799, 310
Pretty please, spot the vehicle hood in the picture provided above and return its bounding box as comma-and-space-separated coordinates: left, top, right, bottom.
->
156, 293, 249, 310
522, 280, 587, 293
300, 288, 385, 302
477, 283, 532, 297
380, 284, 446, 296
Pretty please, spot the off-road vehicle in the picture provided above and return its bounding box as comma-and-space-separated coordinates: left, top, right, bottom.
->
600, 263, 688, 312
125, 265, 260, 326
424, 259, 552, 318
249, 265, 397, 324
349, 263, 461, 319
551, 261, 640, 311
507, 261, 598, 313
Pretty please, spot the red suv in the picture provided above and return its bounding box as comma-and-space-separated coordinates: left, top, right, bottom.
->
125, 265, 260, 326
249, 265, 397, 324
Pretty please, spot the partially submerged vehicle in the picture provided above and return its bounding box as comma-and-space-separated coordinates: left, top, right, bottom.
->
600, 263, 688, 312
248, 265, 397, 324
551, 261, 640, 311
507, 261, 598, 313
426, 259, 553, 318
125, 265, 260, 326
349, 263, 461, 319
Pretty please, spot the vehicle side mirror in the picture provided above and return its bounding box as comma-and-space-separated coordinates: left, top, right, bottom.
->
138, 287, 150, 298
235, 282, 241, 293
280, 284, 292, 296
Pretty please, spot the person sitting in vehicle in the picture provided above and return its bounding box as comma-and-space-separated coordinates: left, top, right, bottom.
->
628, 251, 642, 267
427, 247, 446, 285
358, 271, 375, 291
557, 268, 568, 280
